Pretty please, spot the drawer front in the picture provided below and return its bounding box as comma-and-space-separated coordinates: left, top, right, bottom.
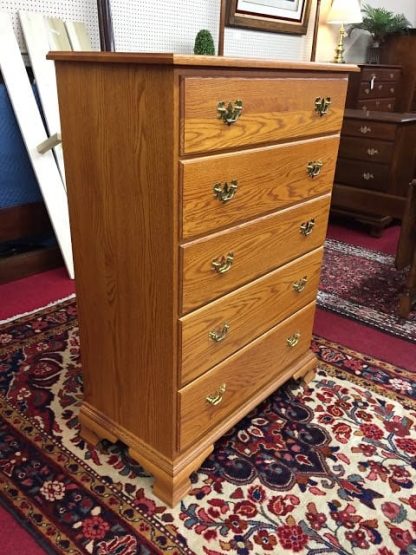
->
335, 159, 389, 191
358, 81, 397, 100
342, 119, 397, 141
180, 248, 323, 385
181, 77, 348, 154
361, 68, 401, 82
339, 137, 393, 164
357, 98, 395, 112
179, 302, 316, 449
181, 136, 339, 239
181, 195, 330, 313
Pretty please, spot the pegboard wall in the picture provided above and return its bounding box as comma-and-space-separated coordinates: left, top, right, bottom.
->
1, 0, 317, 61
0, 0, 100, 51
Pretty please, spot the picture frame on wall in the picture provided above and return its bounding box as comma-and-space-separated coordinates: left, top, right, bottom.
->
226, 0, 312, 35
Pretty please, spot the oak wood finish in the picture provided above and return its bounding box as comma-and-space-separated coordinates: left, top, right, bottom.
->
181, 135, 339, 238
333, 108, 416, 234
182, 77, 347, 154
50, 52, 351, 506
179, 302, 316, 449
181, 194, 330, 312
180, 248, 323, 385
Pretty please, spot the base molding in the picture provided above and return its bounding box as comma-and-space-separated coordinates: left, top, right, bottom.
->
79, 351, 317, 506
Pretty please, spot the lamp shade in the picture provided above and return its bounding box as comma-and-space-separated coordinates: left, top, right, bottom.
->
327, 0, 363, 24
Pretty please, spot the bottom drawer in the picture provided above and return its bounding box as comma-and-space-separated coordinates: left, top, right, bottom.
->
335, 159, 389, 191
178, 301, 316, 450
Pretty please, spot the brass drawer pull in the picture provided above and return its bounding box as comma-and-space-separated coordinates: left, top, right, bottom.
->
287, 332, 301, 348
370, 75, 376, 90
314, 96, 331, 117
362, 172, 374, 181
212, 252, 234, 274
217, 100, 243, 125
307, 161, 323, 178
209, 323, 230, 343
206, 383, 226, 406
213, 180, 238, 203
300, 219, 315, 236
367, 148, 379, 157
293, 276, 308, 293
360, 126, 372, 134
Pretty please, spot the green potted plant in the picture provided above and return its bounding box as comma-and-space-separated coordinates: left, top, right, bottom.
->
194, 29, 215, 55
349, 3, 411, 63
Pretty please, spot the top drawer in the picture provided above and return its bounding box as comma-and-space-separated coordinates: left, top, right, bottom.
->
181, 77, 348, 155
361, 67, 401, 82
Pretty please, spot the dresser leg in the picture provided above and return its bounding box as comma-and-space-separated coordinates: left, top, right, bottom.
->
129, 445, 214, 507
78, 408, 118, 446
293, 354, 317, 385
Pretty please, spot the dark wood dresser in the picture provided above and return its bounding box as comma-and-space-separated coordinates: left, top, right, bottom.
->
49, 52, 354, 505
382, 31, 416, 113
332, 109, 416, 235
346, 63, 402, 112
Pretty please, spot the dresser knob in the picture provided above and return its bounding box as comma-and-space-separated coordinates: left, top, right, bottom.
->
293, 276, 308, 293
212, 252, 234, 274
206, 383, 227, 406
360, 126, 372, 134
217, 100, 243, 125
287, 332, 301, 348
300, 219, 315, 236
362, 172, 374, 181
213, 180, 238, 203
209, 323, 230, 343
367, 148, 379, 157
314, 96, 331, 117
307, 161, 323, 178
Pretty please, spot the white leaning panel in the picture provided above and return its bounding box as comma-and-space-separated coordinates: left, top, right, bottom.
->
0, 12, 74, 279
65, 21, 93, 51
19, 11, 66, 188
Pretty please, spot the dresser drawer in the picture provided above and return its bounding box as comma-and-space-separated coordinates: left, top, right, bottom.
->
358, 81, 397, 100
357, 98, 395, 112
181, 136, 339, 239
335, 159, 389, 191
339, 137, 393, 164
179, 302, 316, 449
181, 77, 347, 154
361, 67, 401, 82
181, 195, 330, 312
180, 248, 322, 385
342, 119, 397, 141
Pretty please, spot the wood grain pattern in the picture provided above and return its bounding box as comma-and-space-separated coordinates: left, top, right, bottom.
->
180, 248, 323, 385
339, 137, 393, 164
55, 61, 178, 456
181, 194, 330, 312
181, 135, 339, 238
181, 77, 348, 154
179, 302, 316, 449
48, 51, 358, 73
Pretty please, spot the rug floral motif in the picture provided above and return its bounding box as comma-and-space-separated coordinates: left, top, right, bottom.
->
318, 239, 416, 342
1, 299, 416, 554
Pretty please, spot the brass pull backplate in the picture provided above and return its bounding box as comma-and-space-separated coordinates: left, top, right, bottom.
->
307, 161, 323, 178
300, 219, 315, 236
209, 323, 230, 343
213, 180, 238, 203
206, 383, 227, 406
314, 96, 331, 117
287, 332, 301, 348
360, 126, 371, 134
293, 276, 308, 293
212, 252, 234, 274
362, 172, 374, 181
367, 148, 379, 157
217, 100, 243, 125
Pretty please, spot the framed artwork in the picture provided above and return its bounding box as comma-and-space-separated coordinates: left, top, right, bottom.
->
226, 0, 312, 35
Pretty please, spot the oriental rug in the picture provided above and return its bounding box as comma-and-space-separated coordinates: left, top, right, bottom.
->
318, 239, 416, 342
1, 299, 416, 554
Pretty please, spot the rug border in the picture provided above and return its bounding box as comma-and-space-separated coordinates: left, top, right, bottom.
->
0, 294, 76, 325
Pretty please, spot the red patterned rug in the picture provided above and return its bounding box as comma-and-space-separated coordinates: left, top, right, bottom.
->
1, 299, 416, 554
318, 239, 416, 343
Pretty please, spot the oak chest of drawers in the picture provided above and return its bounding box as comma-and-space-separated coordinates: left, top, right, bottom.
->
332, 109, 416, 235
50, 52, 354, 505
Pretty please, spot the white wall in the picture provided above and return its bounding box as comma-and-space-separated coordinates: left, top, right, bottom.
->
1, 0, 318, 61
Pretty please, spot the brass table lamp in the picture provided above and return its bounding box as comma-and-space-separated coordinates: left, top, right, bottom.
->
327, 0, 362, 63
